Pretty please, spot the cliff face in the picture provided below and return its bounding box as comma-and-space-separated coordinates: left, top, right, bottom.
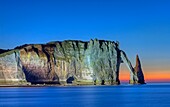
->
0, 50, 26, 84
0, 39, 145, 85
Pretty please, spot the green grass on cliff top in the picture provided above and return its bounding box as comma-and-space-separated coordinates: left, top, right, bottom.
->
0, 49, 19, 58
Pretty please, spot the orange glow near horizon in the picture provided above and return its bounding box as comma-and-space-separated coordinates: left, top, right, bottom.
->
144, 71, 170, 82
119, 63, 170, 83
119, 69, 170, 83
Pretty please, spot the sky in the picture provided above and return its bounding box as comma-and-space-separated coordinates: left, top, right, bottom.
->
0, 0, 170, 82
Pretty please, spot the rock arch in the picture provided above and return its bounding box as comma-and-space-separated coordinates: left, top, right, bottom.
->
120, 51, 145, 84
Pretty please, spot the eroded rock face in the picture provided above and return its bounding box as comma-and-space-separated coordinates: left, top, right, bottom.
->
20, 44, 59, 84
0, 39, 145, 85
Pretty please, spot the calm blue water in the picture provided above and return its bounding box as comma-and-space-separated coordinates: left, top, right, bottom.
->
0, 83, 170, 107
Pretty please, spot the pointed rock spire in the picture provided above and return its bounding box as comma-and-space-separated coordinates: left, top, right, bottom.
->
134, 55, 141, 72
134, 55, 145, 84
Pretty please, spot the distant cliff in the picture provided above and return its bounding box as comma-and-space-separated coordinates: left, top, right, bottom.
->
0, 39, 145, 85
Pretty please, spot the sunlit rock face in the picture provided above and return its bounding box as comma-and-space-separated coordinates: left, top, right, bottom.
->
0, 51, 26, 84
0, 39, 145, 85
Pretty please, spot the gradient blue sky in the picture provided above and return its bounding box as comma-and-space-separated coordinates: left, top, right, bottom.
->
0, 0, 170, 81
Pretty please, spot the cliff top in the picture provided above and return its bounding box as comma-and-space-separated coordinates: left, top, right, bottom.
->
0, 39, 119, 58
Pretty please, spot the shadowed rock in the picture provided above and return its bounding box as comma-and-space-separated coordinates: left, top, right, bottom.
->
134, 55, 145, 84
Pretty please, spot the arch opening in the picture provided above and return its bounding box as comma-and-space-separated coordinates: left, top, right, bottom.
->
119, 63, 130, 84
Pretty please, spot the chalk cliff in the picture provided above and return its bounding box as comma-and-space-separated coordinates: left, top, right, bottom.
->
0, 39, 145, 85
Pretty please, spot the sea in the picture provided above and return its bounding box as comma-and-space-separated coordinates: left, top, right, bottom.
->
0, 83, 170, 107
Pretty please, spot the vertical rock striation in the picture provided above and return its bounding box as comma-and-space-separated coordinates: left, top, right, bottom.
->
0, 39, 145, 85
0, 50, 27, 84
19, 44, 59, 84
